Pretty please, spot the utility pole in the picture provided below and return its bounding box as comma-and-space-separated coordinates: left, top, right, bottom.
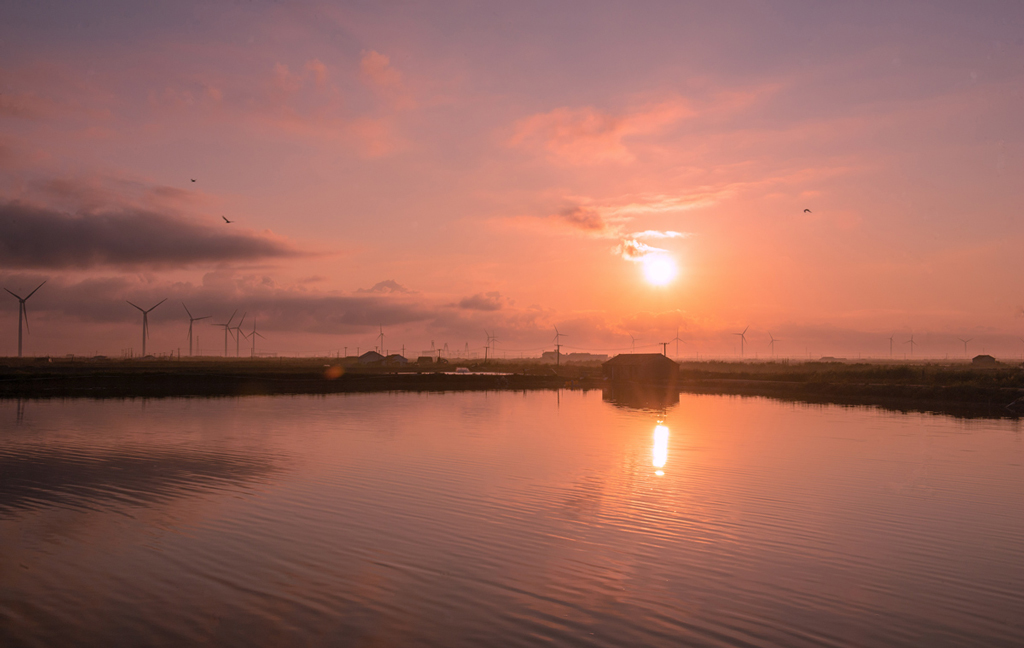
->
660, 342, 668, 356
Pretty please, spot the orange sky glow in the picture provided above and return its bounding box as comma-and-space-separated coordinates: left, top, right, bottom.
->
2, 2, 1024, 359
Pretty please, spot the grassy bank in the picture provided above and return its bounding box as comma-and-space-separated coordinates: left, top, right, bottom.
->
676, 359, 1024, 418
0, 357, 574, 398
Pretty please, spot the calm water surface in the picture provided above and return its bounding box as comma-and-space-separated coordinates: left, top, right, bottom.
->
1, 392, 1022, 647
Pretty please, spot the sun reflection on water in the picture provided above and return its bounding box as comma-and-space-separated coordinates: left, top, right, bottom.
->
653, 423, 669, 475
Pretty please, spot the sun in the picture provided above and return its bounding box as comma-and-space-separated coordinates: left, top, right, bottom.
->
642, 254, 678, 286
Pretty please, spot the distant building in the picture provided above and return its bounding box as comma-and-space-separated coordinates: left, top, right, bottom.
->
384, 354, 409, 365
358, 351, 385, 365
565, 352, 610, 363
602, 354, 679, 385
972, 354, 997, 366
539, 351, 608, 364
416, 356, 434, 365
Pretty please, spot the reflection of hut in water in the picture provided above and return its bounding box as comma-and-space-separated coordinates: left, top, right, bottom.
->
602, 383, 679, 411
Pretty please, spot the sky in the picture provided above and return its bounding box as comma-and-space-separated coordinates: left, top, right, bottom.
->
2, 0, 1024, 360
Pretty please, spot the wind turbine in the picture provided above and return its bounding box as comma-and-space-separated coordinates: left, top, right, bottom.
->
232, 313, 247, 357
126, 298, 167, 357
629, 334, 638, 353
768, 332, 780, 356
553, 326, 567, 365
904, 333, 916, 358
733, 326, 749, 357
671, 327, 684, 358
889, 333, 895, 358
378, 325, 385, 355
248, 319, 265, 358
957, 337, 972, 359
4, 281, 45, 358
182, 303, 211, 357
216, 310, 237, 357
484, 330, 498, 361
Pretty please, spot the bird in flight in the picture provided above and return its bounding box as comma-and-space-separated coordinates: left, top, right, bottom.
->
803, 208, 812, 213
222, 216, 233, 224
191, 178, 196, 182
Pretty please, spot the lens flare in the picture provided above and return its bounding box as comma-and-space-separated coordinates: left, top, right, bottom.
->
642, 255, 677, 286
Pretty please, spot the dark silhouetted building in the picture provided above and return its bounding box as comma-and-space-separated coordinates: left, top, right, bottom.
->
972, 354, 997, 366
358, 351, 385, 365
603, 354, 679, 385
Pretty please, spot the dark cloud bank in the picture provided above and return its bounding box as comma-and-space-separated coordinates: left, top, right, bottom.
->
0, 201, 298, 269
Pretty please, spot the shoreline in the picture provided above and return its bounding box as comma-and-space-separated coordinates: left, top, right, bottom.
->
2, 358, 1022, 419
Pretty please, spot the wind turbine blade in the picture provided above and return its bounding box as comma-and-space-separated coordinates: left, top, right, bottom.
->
742, 326, 749, 335
226, 310, 237, 327
22, 304, 29, 334
182, 303, 193, 319
149, 298, 167, 312
25, 281, 46, 300
3, 288, 21, 299
196, 315, 211, 321
126, 300, 143, 311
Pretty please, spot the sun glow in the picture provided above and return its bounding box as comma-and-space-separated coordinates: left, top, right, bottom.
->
642, 255, 678, 286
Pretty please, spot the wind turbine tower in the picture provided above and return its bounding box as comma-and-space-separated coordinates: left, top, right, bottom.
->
217, 310, 237, 357
958, 337, 972, 359
768, 332, 779, 357
4, 281, 45, 358
889, 333, 895, 358
484, 330, 498, 362
553, 326, 567, 366
232, 313, 247, 357
671, 327, 684, 358
904, 333, 916, 358
182, 303, 211, 357
127, 298, 167, 357
248, 319, 265, 358
733, 326, 749, 357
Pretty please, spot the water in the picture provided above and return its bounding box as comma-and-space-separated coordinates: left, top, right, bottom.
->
1, 391, 1022, 647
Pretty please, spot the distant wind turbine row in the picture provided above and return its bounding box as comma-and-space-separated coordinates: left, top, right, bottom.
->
1, 283, 268, 358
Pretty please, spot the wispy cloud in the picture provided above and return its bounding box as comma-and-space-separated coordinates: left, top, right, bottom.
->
456, 291, 510, 311
357, 279, 414, 294
614, 238, 668, 263
508, 97, 692, 164
359, 50, 416, 110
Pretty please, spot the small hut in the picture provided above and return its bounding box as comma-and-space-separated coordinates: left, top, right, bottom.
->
602, 354, 679, 385
358, 351, 385, 365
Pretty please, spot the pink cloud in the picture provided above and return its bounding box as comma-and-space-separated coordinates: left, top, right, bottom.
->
360, 50, 403, 89
359, 50, 415, 110
508, 97, 692, 164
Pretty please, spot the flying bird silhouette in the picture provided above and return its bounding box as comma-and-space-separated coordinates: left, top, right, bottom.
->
191, 178, 196, 182
222, 216, 233, 223
803, 208, 812, 213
